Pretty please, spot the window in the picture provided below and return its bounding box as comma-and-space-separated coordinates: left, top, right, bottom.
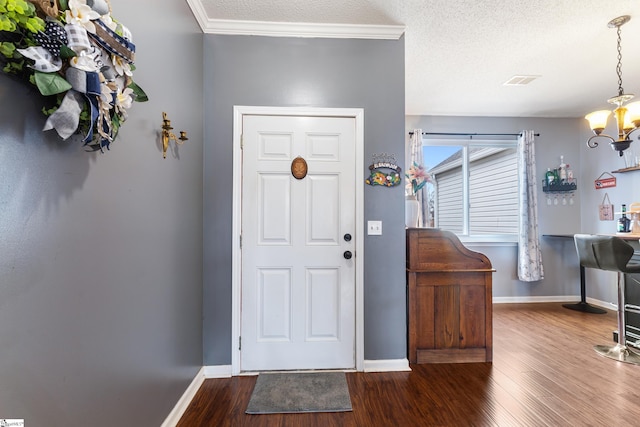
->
422, 139, 519, 241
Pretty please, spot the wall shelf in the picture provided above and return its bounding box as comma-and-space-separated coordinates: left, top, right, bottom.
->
612, 166, 640, 173
542, 180, 577, 193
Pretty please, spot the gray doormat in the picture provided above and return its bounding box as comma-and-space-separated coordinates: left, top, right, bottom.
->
245, 372, 353, 414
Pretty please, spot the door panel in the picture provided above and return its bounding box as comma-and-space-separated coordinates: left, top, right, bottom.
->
306, 268, 340, 340
307, 175, 340, 244
258, 174, 291, 244
241, 114, 355, 371
257, 268, 291, 341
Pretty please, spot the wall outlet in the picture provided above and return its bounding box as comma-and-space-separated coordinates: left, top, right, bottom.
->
367, 220, 382, 235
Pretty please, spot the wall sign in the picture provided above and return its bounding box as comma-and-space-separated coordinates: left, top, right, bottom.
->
365, 153, 402, 187
594, 172, 617, 189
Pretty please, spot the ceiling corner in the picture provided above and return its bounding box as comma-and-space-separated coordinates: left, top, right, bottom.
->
185, 0, 210, 33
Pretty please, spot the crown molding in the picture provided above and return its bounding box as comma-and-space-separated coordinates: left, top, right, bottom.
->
185, 0, 405, 40
201, 19, 405, 39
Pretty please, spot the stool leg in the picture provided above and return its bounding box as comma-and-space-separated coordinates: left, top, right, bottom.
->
594, 272, 640, 364
562, 265, 607, 314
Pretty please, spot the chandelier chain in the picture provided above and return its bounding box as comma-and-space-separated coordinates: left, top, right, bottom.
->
616, 25, 624, 96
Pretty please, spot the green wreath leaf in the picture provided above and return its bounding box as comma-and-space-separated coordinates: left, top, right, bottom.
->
128, 81, 148, 102
59, 45, 77, 60
0, 41, 16, 58
34, 71, 72, 96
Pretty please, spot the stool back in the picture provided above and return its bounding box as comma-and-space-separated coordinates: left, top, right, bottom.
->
574, 234, 634, 273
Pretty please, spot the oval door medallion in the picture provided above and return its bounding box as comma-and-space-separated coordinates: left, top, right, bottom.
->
291, 156, 308, 180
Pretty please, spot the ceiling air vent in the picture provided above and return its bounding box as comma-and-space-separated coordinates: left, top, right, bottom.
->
503, 75, 539, 86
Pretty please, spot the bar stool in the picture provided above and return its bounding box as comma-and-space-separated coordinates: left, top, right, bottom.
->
574, 234, 640, 364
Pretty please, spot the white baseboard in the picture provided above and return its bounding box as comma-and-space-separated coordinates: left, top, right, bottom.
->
204, 365, 233, 378
161, 367, 205, 427
364, 358, 411, 372
587, 297, 616, 310
203, 362, 409, 375
493, 295, 615, 310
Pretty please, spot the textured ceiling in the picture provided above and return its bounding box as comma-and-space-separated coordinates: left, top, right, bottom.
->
194, 0, 640, 118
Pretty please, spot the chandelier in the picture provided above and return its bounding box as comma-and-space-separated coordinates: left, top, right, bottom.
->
585, 15, 640, 156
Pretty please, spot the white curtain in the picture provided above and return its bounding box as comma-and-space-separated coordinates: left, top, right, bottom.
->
517, 130, 544, 281
409, 129, 427, 227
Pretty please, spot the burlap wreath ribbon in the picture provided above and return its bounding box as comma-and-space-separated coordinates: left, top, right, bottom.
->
89, 19, 135, 63
28, 0, 59, 18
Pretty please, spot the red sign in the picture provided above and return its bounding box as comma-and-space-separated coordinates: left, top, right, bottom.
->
594, 177, 616, 189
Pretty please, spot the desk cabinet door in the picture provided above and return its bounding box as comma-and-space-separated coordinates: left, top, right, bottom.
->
460, 283, 486, 348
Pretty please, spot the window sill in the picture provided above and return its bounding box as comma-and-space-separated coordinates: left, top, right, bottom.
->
458, 235, 518, 246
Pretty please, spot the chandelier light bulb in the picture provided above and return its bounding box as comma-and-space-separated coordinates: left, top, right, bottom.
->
624, 101, 640, 128
585, 110, 611, 135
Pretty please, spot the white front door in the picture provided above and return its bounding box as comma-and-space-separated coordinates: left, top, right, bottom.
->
240, 114, 356, 371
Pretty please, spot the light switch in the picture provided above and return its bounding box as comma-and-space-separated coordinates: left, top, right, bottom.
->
367, 220, 382, 235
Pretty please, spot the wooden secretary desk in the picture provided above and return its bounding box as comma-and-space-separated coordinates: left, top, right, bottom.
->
406, 228, 494, 364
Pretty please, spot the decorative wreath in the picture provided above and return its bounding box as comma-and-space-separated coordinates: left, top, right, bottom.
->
0, 0, 147, 152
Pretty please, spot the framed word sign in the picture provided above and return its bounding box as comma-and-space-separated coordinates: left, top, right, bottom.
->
594, 172, 616, 189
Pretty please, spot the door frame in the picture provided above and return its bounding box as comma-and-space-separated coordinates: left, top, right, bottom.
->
231, 106, 365, 375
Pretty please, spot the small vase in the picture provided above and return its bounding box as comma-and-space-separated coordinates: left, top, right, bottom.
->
405, 195, 420, 228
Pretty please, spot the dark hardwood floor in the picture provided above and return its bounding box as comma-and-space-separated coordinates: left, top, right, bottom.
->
178, 303, 640, 426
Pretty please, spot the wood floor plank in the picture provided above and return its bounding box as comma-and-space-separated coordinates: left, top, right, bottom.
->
178, 303, 640, 426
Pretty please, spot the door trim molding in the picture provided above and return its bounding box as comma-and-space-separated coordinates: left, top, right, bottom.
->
231, 106, 365, 375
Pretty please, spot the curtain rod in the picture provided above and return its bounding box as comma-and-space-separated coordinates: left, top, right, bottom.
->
408, 131, 540, 137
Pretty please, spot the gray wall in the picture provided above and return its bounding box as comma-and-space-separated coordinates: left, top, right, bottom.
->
0, 0, 204, 425
203, 35, 406, 364
406, 115, 586, 300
